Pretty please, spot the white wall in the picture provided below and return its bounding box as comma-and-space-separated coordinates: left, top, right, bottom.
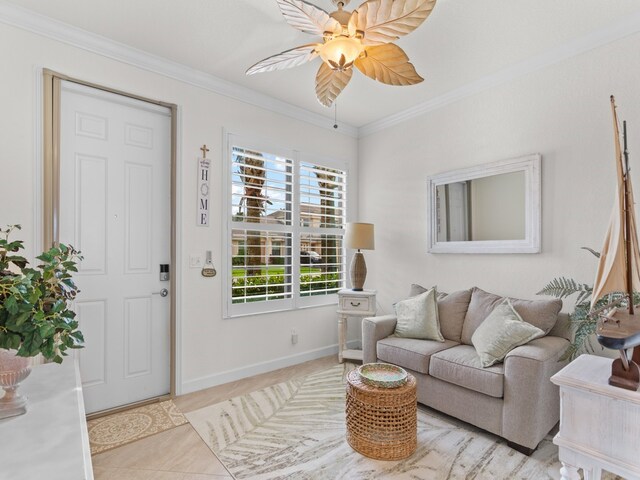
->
0, 24, 358, 393
359, 34, 640, 313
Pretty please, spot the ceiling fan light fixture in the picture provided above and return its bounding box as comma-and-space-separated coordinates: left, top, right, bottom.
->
319, 36, 363, 71
247, 0, 437, 107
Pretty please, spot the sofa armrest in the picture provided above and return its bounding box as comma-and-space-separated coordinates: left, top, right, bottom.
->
502, 335, 570, 449
362, 315, 397, 364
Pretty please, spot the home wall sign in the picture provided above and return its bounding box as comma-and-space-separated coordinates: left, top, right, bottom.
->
197, 144, 211, 227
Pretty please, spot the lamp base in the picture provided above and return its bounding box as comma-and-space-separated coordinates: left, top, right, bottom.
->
350, 251, 367, 291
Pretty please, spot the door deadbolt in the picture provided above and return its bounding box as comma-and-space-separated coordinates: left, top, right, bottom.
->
160, 264, 170, 281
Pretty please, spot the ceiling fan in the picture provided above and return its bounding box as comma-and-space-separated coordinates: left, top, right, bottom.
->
246, 0, 437, 107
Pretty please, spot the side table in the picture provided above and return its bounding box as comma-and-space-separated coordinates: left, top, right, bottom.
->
551, 354, 640, 480
337, 289, 376, 363
345, 369, 417, 460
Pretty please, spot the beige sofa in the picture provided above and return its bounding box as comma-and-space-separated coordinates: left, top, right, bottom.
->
362, 287, 570, 454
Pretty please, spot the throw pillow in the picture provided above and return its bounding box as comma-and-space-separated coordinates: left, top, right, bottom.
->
408, 284, 472, 343
408, 283, 448, 300
394, 288, 445, 341
461, 287, 562, 344
471, 298, 545, 367
408, 283, 429, 298
437, 289, 472, 343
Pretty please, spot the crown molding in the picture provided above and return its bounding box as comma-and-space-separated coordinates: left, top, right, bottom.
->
0, 1, 359, 138
359, 10, 640, 137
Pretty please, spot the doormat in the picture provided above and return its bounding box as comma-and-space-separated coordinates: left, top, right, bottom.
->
88, 399, 187, 455
186, 364, 622, 480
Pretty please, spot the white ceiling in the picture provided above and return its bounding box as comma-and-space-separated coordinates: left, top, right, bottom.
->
6, 0, 640, 127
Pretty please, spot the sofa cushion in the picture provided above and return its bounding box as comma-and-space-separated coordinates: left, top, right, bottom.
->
394, 288, 444, 341
471, 299, 545, 367
408, 284, 472, 343
461, 287, 562, 344
377, 337, 459, 374
429, 345, 505, 398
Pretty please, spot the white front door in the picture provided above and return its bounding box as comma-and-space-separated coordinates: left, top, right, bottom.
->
58, 80, 172, 414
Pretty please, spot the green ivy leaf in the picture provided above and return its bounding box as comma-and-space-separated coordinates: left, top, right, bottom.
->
5, 296, 18, 315
9, 334, 21, 350
14, 311, 31, 326
39, 324, 55, 338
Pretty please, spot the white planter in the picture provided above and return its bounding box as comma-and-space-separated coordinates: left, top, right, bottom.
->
0, 349, 32, 419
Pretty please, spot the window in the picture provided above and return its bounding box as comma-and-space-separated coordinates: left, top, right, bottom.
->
226, 135, 347, 316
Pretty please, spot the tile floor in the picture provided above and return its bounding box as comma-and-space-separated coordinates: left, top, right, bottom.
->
91, 355, 339, 480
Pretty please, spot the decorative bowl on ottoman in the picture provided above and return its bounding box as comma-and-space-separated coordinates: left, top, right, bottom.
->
357, 363, 408, 388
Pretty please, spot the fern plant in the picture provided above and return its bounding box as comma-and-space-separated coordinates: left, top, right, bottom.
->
537, 247, 632, 361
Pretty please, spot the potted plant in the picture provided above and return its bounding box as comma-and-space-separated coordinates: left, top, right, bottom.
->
537, 247, 634, 360
0, 225, 84, 418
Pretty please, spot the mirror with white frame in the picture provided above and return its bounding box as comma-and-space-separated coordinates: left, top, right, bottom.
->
427, 154, 541, 254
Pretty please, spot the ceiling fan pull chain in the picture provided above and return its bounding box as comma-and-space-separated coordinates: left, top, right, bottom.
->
334, 102, 338, 130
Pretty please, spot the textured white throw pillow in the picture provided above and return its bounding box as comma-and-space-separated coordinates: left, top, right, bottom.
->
394, 288, 445, 341
472, 298, 545, 367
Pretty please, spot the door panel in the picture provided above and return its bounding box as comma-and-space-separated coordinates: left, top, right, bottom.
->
75, 154, 108, 274
59, 80, 171, 414
75, 300, 107, 387
124, 296, 152, 378
125, 163, 152, 274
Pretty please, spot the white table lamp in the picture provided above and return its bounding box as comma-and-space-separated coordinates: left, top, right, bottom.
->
345, 222, 375, 291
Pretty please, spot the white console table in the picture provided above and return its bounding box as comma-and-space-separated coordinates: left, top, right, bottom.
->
551, 354, 640, 480
337, 289, 376, 363
0, 360, 93, 480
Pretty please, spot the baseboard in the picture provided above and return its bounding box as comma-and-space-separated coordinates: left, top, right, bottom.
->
180, 340, 359, 395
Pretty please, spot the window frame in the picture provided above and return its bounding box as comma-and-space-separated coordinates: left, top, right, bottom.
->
223, 133, 349, 318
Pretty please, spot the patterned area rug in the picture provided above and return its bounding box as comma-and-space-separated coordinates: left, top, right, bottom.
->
88, 399, 187, 455
187, 364, 616, 480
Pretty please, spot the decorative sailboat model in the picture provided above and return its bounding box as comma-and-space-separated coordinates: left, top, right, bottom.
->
592, 96, 640, 391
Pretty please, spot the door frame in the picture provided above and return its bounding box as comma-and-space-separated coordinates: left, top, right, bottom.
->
42, 69, 179, 413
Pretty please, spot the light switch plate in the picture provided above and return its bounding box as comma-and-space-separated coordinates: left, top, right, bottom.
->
189, 255, 203, 268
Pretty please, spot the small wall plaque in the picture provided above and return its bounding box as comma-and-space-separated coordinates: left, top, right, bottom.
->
201, 250, 216, 277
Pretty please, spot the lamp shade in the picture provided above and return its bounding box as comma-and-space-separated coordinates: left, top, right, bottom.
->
345, 223, 375, 250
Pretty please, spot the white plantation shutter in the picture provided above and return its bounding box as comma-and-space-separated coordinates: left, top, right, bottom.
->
231, 148, 293, 225
226, 135, 348, 316
299, 162, 346, 300
230, 146, 294, 314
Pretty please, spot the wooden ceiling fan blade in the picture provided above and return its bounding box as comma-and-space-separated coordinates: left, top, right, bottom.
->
246, 44, 320, 75
315, 63, 353, 107
355, 44, 423, 85
353, 0, 437, 46
276, 0, 342, 36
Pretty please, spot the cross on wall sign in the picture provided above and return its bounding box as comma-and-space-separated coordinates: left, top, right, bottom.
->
197, 144, 211, 227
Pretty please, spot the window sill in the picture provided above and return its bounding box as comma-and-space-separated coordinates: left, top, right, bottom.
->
225, 297, 339, 319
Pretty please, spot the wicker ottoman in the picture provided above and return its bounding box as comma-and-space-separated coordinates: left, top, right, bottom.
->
345, 369, 417, 460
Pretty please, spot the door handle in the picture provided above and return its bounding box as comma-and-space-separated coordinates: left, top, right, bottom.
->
152, 288, 169, 297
